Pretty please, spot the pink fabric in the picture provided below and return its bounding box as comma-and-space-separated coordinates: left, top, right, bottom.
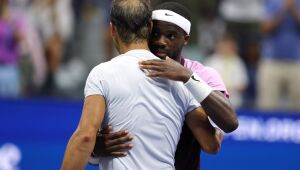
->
183, 58, 229, 97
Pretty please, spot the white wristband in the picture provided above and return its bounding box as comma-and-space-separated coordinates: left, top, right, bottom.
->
208, 116, 218, 128
88, 155, 100, 166
184, 73, 212, 103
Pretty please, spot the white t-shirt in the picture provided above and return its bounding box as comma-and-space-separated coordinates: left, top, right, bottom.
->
84, 49, 199, 170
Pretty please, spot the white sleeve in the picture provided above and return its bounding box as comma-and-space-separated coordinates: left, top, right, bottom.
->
88, 155, 100, 166
84, 67, 106, 97
185, 86, 201, 114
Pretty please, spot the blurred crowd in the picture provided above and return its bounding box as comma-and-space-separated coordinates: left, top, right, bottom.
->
0, 0, 300, 112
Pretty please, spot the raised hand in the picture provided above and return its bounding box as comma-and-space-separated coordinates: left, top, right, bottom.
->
139, 57, 192, 83
93, 126, 134, 157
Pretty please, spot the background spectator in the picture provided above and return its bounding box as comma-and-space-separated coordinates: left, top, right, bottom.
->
27, 0, 74, 95
206, 34, 249, 108
0, 0, 27, 97
1, 0, 299, 112
10, 0, 47, 95
197, 0, 225, 57
219, 0, 264, 107
257, 0, 300, 111
53, 0, 112, 98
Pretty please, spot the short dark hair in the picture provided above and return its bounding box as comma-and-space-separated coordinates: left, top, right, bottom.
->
154, 2, 191, 22
111, 0, 152, 44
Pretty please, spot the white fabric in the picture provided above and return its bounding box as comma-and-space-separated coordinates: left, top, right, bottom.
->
152, 10, 191, 34
88, 155, 100, 165
84, 49, 199, 170
184, 73, 212, 103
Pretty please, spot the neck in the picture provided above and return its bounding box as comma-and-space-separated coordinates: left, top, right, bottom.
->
175, 56, 182, 62
118, 40, 150, 54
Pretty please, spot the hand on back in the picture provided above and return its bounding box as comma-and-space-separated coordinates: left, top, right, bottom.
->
139, 57, 192, 83
93, 126, 134, 157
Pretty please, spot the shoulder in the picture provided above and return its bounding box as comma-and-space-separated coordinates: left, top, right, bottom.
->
89, 63, 107, 75
183, 58, 221, 80
198, 65, 223, 84
90, 55, 123, 73
183, 58, 229, 96
182, 58, 206, 75
87, 60, 113, 80
183, 58, 203, 68
201, 66, 229, 97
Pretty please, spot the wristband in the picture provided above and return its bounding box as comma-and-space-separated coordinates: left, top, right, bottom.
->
88, 153, 100, 166
208, 116, 218, 128
184, 73, 212, 103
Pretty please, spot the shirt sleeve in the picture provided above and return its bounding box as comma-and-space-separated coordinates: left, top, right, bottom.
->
84, 67, 106, 98
195, 67, 229, 98
184, 87, 201, 114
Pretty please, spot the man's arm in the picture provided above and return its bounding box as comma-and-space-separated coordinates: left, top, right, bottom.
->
61, 95, 105, 170
139, 57, 238, 133
91, 107, 223, 157
185, 107, 223, 154
201, 91, 238, 132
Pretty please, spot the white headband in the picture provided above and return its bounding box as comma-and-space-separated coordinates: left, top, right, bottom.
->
152, 9, 191, 35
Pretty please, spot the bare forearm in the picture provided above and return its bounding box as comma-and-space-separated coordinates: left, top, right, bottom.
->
62, 96, 105, 169
182, 72, 238, 133
201, 91, 238, 133
186, 109, 223, 154
200, 127, 223, 154
62, 131, 96, 170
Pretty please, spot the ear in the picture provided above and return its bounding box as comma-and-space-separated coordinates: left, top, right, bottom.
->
110, 22, 116, 38
184, 35, 190, 46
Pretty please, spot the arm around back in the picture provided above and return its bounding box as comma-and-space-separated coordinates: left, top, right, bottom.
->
202, 91, 238, 133
185, 107, 223, 154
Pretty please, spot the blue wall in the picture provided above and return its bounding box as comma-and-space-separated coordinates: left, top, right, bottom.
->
1, 98, 300, 170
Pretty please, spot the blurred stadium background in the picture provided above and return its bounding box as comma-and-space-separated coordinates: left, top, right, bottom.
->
1, 0, 300, 169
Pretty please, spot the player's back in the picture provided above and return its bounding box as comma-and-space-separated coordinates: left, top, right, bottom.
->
85, 49, 199, 170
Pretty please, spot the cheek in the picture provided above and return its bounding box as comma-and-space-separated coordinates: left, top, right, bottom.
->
173, 44, 184, 55
170, 43, 182, 52
167, 45, 180, 58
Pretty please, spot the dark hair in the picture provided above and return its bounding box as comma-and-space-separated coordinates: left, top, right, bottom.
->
111, 0, 152, 44
154, 2, 191, 22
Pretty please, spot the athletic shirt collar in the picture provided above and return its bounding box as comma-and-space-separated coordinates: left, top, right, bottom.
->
125, 49, 153, 56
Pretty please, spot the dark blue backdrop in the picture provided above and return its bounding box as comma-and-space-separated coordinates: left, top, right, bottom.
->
1, 98, 299, 170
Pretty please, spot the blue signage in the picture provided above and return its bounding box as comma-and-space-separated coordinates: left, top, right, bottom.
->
1, 99, 299, 170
